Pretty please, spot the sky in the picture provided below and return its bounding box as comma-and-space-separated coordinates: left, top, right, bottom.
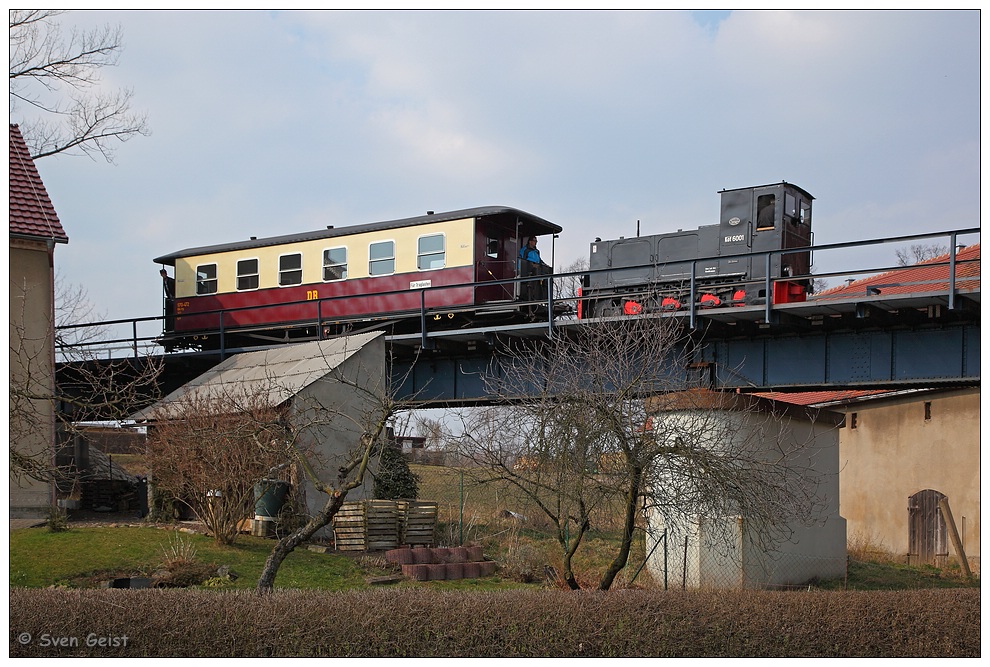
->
15, 9, 982, 326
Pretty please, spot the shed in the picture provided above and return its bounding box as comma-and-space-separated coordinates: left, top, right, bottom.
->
132, 332, 388, 533
643, 392, 847, 589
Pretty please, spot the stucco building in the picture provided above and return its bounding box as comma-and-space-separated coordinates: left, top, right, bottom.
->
9, 124, 69, 518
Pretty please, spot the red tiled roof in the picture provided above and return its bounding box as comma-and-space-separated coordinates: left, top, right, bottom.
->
9, 124, 68, 243
813, 243, 979, 300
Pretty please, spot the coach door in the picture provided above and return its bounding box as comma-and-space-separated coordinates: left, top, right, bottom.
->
475, 224, 515, 303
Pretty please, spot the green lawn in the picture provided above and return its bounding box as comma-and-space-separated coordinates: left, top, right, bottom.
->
8, 524, 539, 592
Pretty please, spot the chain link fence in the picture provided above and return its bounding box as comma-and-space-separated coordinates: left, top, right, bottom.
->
410, 461, 849, 590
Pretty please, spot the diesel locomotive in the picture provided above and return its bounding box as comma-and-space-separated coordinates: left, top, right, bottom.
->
578, 181, 813, 318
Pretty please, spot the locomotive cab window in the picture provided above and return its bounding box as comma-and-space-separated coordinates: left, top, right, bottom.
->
237, 258, 260, 291
417, 233, 446, 270
323, 247, 347, 281
800, 200, 811, 225
756, 194, 776, 229
369, 240, 395, 276
279, 253, 303, 287
486, 236, 500, 258
785, 193, 798, 224
196, 263, 217, 295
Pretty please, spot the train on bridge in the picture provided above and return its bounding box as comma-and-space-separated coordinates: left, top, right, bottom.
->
154, 181, 814, 351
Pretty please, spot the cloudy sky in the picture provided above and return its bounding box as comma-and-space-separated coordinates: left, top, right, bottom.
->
19, 10, 981, 325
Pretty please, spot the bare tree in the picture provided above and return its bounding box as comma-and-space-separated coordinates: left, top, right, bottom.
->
451, 316, 829, 590
9, 9, 150, 162
146, 389, 296, 545
895, 243, 947, 267
10, 277, 162, 487
256, 350, 405, 593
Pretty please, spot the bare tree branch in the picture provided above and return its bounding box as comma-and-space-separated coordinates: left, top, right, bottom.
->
9, 9, 150, 162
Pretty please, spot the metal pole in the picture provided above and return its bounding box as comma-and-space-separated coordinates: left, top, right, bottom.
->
663, 530, 668, 590
682, 534, 689, 589
459, 468, 464, 546
948, 231, 958, 310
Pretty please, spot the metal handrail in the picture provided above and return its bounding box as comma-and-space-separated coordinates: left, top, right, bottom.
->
55, 227, 980, 358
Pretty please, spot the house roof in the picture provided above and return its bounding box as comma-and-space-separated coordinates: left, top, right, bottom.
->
812, 243, 980, 301
131, 332, 383, 422
9, 124, 68, 243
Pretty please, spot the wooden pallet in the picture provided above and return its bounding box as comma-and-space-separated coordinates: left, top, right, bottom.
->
332, 499, 440, 551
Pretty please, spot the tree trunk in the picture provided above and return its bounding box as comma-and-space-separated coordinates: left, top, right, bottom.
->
256, 491, 348, 593
599, 466, 642, 590
561, 520, 588, 590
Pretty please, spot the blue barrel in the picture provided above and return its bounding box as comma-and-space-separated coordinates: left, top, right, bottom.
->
254, 479, 290, 518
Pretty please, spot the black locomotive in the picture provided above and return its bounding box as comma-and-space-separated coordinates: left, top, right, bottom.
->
579, 182, 813, 318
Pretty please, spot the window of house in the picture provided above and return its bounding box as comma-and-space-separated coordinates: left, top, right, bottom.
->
323, 247, 347, 281
924, 401, 932, 421
417, 233, 446, 270
196, 264, 217, 295
237, 258, 260, 291
279, 252, 303, 286
369, 240, 395, 276
849, 412, 858, 429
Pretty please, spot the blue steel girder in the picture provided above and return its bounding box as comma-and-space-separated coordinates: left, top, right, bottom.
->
710, 321, 980, 390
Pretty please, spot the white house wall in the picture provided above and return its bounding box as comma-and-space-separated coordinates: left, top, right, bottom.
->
645, 403, 846, 589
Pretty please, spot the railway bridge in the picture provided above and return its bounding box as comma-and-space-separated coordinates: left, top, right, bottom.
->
56, 229, 980, 415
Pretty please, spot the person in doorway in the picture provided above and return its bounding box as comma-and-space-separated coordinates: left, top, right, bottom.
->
518, 236, 551, 302
160, 268, 176, 330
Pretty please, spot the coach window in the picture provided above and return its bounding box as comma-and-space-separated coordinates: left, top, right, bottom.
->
237, 258, 260, 291
196, 263, 217, 295
417, 233, 446, 270
323, 247, 347, 281
369, 240, 395, 276
279, 252, 303, 286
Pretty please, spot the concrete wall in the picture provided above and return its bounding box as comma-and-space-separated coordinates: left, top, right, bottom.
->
9, 240, 56, 518
837, 388, 980, 569
645, 402, 846, 589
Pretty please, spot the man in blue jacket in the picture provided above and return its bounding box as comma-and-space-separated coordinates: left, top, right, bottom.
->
519, 236, 550, 302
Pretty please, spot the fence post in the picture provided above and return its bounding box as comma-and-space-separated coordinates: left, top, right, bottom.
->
682, 534, 689, 589
663, 530, 668, 591
459, 468, 464, 546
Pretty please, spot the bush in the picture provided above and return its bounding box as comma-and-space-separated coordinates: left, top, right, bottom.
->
9, 588, 980, 657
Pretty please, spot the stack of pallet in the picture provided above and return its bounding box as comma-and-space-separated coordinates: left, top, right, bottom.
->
333, 499, 440, 552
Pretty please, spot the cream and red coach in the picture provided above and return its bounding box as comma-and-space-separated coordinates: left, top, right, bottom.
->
155, 206, 562, 350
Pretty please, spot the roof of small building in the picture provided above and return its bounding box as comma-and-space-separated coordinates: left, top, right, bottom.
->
131, 332, 384, 422
812, 243, 980, 301
9, 124, 68, 243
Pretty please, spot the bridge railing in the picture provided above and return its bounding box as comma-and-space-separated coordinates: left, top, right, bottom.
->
55, 227, 980, 361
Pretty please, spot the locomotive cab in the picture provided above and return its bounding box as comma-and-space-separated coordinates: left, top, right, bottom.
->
718, 182, 814, 303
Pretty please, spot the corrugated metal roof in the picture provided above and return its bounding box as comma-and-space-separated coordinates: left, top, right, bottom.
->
9, 124, 68, 243
153, 205, 562, 264
132, 332, 383, 421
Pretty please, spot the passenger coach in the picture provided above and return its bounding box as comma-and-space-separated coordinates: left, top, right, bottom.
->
155, 206, 562, 350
